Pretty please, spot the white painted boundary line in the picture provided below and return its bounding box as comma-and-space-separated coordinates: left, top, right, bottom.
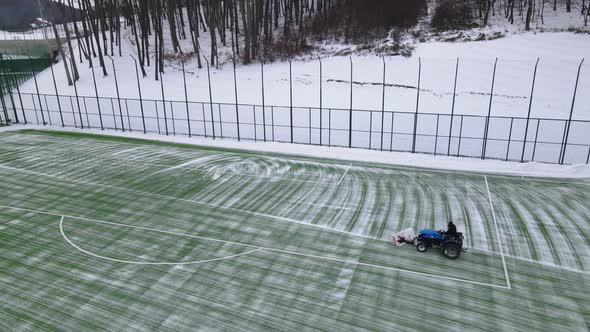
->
110, 147, 141, 156
0, 205, 509, 290
484, 175, 512, 290
337, 164, 352, 186
60, 216, 263, 266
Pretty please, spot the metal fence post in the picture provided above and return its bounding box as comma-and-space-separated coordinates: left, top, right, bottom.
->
559, 58, 584, 165
124, 99, 131, 132
201, 103, 208, 137
68, 96, 76, 128
204, 57, 215, 139
160, 73, 168, 135
217, 104, 223, 138
182, 60, 191, 137
107, 55, 124, 132
389, 112, 395, 151
380, 56, 386, 151
481, 57, 498, 160
260, 61, 266, 141
309, 107, 312, 144
31, 94, 39, 125
289, 59, 293, 143
369, 111, 373, 149
8, 80, 18, 124
411, 57, 421, 153
349, 57, 353, 148
457, 115, 464, 157
130, 55, 146, 134
64, 54, 84, 129
253, 105, 257, 141
110, 98, 118, 131
319, 57, 323, 146
91, 66, 102, 130
0, 78, 8, 124
434, 114, 440, 155
43, 95, 53, 126
29, 56, 46, 125
531, 119, 541, 162
520, 58, 539, 162
155, 101, 161, 134
328, 108, 331, 147
0, 54, 17, 124
83, 96, 91, 129
271, 105, 275, 141
233, 56, 240, 141
0, 55, 8, 124
448, 58, 459, 156
170, 101, 176, 135
13, 67, 26, 123
49, 63, 65, 127
506, 118, 514, 161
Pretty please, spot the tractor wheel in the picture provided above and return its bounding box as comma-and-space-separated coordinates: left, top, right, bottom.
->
442, 243, 461, 260
416, 242, 428, 252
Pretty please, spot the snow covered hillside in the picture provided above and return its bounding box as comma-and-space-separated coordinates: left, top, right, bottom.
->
16, 29, 590, 121
3, 3, 590, 165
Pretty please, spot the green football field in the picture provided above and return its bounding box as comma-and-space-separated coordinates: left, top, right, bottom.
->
0, 130, 589, 331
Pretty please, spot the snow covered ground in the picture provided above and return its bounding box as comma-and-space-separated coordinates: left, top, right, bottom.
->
3, 7, 590, 165
13, 31, 590, 120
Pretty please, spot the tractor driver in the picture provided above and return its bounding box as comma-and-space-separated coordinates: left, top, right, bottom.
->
441, 221, 457, 237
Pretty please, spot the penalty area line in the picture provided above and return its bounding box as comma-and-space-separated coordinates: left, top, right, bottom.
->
1, 205, 509, 290
484, 175, 512, 290
59, 216, 264, 266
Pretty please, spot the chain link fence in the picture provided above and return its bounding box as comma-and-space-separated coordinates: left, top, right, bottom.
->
1, 54, 589, 165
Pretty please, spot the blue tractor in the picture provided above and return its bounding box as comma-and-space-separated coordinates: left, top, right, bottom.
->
415, 229, 465, 259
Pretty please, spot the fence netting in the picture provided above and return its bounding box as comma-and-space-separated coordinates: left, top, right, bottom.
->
2, 91, 589, 165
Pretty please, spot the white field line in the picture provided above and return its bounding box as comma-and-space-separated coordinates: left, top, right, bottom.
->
0, 164, 380, 242
110, 147, 141, 156
1, 205, 509, 289
484, 175, 512, 290
337, 164, 353, 186
60, 216, 263, 266
287, 200, 373, 215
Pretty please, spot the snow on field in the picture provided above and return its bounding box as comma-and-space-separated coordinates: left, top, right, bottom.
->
3, 125, 589, 179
